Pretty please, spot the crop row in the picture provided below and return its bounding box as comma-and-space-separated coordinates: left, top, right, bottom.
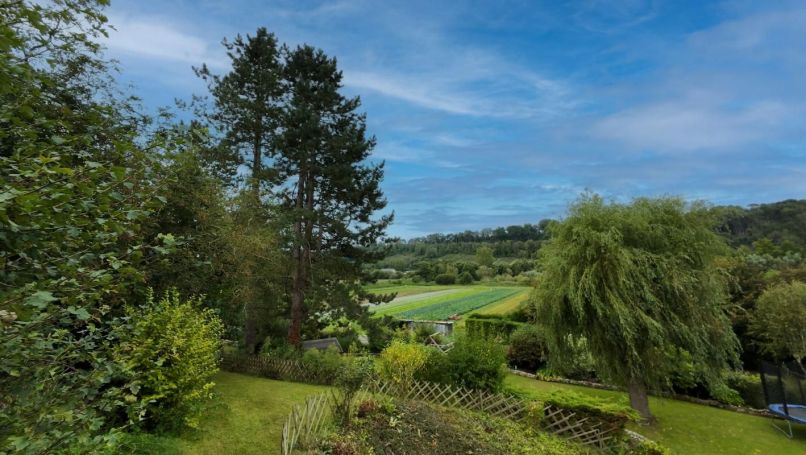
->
399, 288, 522, 320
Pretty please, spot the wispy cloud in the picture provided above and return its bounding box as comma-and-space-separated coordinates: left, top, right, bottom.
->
592, 98, 789, 152
105, 14, 227, 69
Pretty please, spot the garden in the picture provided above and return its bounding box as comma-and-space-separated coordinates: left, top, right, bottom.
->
2, 2, 806, 454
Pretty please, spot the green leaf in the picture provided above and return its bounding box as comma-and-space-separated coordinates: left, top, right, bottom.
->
68, 306, 91, 320
24, 291, 57, 309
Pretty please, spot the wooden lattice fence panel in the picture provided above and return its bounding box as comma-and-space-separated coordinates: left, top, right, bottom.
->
221, 354, 332, 384
280, 393, 332, 455
224, 354, 629, 450
365, 377, 622, 450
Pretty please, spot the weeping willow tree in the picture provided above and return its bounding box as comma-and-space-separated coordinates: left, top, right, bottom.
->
534, 195, 739, 422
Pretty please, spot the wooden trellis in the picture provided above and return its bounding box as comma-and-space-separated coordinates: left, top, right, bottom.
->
365, 377, 621, 450
222, 354, 334, 384
365, 377, 527, 420
280, 393, 332, 455
224, 354, 631, 450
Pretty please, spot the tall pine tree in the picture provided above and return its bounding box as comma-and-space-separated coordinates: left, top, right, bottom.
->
195, 27, 282, 193
276, 45, 391, 345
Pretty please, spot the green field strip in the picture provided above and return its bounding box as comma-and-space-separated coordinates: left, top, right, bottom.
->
364, 284, 456, 297
400, 287, 522, 320
371, 287, 485, 317
473, 288, 530, 315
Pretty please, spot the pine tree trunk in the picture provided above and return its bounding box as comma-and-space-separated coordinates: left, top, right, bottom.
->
288, 261, 304, 346
627, 376, 655, 424
287, 167, 308, 346
251, 133, 261, 195
243, 307, 258, 354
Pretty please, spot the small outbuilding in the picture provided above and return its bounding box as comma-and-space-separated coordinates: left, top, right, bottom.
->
301, 337, 343, 353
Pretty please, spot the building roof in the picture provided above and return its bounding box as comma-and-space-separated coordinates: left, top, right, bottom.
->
301, 337, 343, 352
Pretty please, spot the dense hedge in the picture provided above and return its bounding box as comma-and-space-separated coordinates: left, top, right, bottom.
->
465, 314, 524, 340
514, 388, 638, 430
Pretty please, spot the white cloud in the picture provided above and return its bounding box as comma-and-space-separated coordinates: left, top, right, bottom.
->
592, 99, 788, 152
105, 14, 227, 69
345, 65, 576, 119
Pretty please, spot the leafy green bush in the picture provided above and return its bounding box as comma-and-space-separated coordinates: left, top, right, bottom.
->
458, 271, 474, 284
115, 290, 224, 431
629, 439, 672, 455
435, 273, 457, 285
333, 357, 374, 426
523, 389, 638, 429
260, 337, 300, 359
466, 314, 523, 340
422, 336, 507, 392
301, 346, 344, 383
723, 370, 765, 408
507, 325, 548, 372
376, 340, 429, 389
708, 383, 744, 407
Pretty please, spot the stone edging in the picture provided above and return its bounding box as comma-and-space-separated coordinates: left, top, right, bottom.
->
509, 369, 773, 418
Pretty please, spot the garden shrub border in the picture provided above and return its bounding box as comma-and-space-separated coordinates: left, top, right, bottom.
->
510, 369, 773, 418
465, 313, 524, 340
223, 353, 667, 452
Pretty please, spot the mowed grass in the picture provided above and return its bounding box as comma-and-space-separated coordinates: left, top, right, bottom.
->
505, 374, 806, 455
121, 372, 327, 455
401, 287, 522, 320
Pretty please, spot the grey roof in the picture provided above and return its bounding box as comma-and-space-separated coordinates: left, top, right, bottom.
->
301, 337, 343, 352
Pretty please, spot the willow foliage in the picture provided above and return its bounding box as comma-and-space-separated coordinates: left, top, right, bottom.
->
534, 195, 739, 389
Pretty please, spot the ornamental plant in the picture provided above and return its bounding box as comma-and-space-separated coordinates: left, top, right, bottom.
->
375, 340, 428, 390
114, 289, 224, 431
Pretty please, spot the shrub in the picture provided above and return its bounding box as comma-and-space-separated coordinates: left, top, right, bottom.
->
115, 289, 224, 431
458, 271, 474, 284
708, 382, 744, 407
425, 336, 507, 392
333, 357, 374, 426
465, 314, 523, 340
534, 389, 638, 429
435, 273, 457, 285
507, 325, 548, 372
376, 340, 429, 389
260, 337, 300, 360
630, 439, 672, 455
723, 370, 765, 408
301, 346, 344, 383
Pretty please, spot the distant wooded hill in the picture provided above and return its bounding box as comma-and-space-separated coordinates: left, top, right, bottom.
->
715, 199, 806, 251
375, 199, 806, 271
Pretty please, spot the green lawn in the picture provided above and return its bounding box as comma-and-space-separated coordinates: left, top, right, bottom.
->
505, 374, 806, 455
122, 372, 327, 454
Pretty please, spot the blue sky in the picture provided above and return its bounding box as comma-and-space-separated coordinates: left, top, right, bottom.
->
103, 0, 806, 238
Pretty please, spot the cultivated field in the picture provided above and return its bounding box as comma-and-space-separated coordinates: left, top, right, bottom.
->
367, 284, 529, 320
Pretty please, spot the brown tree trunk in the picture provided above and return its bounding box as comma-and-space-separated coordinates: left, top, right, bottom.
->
287, 167, 308, 346
627, 376, 655, 424
251, 133, 261, 196
243, 305, 258, 354
288, 259, 305, 346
